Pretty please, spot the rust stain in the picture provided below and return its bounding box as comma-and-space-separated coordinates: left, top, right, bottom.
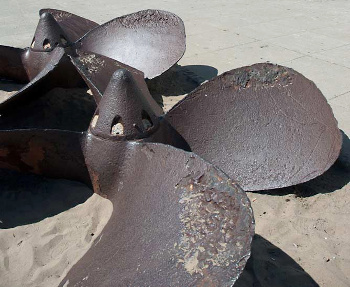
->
224, 64, 293, 90
175, 166, 254, 281
89, 169, 106, 198
79, 53, 105, 74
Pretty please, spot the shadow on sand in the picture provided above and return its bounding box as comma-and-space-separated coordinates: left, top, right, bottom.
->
235, 234, 319, 287
254, 131, 350, 197
0, 169, 93, 229
147, 64, 218, 106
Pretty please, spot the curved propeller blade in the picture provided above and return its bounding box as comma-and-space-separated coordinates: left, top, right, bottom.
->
164, 63, 342, 191
0, 47, 64, 109
0, 69, 254, 285
60, 137, 254, 286
69, 50, 163, 115
0, 48, 84, 110
78, 9, 186, 79
0, 12, 87, 110
39, 9, 99, 42
0, 45, 28, 82
0, 129, 90, 185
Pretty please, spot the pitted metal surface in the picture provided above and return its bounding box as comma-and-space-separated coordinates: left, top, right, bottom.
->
30, 12, 72, 52
78, 9, 186, 79
0, 69, 254, 286
175, 168, 253, 285
70, 50, 163, 115
39, 8, 99, 42
165, 63, 342, 191
0, 10, 342, 285
0, 48, 84, 110
59, 140, 254, 287
0, 8, 186, 111
89, 69, 160, 140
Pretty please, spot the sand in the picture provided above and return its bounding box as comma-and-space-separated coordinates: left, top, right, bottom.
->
0, 172, 113, 287
0, 74, 350, 287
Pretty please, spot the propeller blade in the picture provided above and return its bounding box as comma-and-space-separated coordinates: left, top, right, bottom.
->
0, 45, 28, 83
0, 47, 64, 109
78, 9, 186, 79
0, 86, 96, 131
164, 63, 342, 191
0, 48, 84, 111
60, 137, 254, 286
0, 129, 90, 185
0, 69, 254, 285
39, 9, 99, 43
0, 12, 88, 110
69, 50, 163, 115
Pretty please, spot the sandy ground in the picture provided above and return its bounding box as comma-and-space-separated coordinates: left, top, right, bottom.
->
0, 72, 349, 287
0, 171, 113, 287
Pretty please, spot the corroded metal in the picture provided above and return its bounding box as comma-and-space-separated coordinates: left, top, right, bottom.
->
39, 8, 99, 43
0, 47, 83, 110
69, 50, 163, 115
164, 63, 342, 191
88, 69, 161, 140
0, 62, 342, 284
0, 129, 90, 184
77, 9, 186, 79
61, 140, 254, 286
0, 10, 342, 284
72, 63, 341, 192
1, 62, 341, 190
0, 69, 255, 286
0, 9, 186, 110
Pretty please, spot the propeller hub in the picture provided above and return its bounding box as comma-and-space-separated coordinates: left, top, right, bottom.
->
30, 12, 71, 52
90, 69, 160, 140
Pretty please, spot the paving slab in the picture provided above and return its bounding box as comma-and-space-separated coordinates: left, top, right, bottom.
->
282, 56, 350, 100
313, 45, 350, 69
266, 31, 349, 54
330, 92, 350, 135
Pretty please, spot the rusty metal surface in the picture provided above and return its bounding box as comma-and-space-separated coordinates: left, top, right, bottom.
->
39, 8, 99, 42
69, 50, 163, 115
0, 47, 63, 108
0, 45, 28, 82
0, 68, 254, 286
0, 48, 84, 110
30, 12, 73, 51
0, 11, 341, 283
0, 129, 90, 185
0, 8, 185, 112
60, 139, 254, 287
78, 9, 186, 79
165, 63, 342, 191
0, 11, 91, 109
0, 87, 96, 131
89, 69, 161, 140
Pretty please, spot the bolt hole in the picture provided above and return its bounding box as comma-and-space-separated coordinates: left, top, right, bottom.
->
60, 35, 67, 45
111, 116, 124, 136
31, 38, 35, 49
141, 110, 153, 131
43, 39, 51, 50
